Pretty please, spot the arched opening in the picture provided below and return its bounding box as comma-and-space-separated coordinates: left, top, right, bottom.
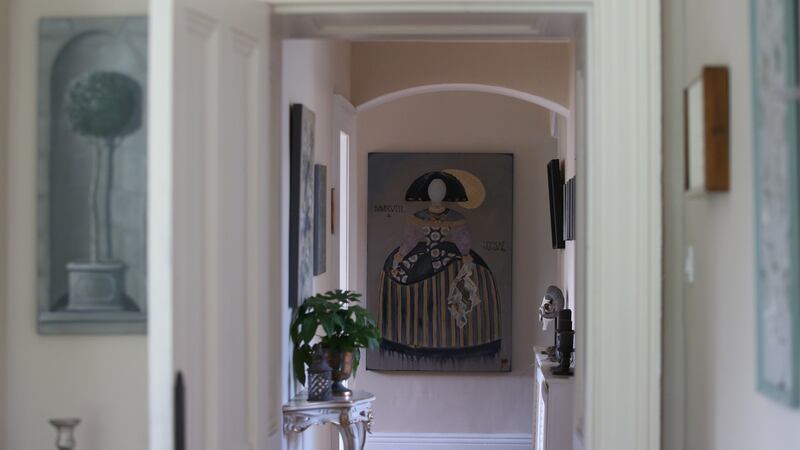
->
355, 83, 570, 119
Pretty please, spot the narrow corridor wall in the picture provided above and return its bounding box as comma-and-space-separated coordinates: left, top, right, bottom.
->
282, 38, 351, 450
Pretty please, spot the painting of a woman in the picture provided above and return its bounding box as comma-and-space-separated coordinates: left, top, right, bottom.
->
378, 170, 502, 359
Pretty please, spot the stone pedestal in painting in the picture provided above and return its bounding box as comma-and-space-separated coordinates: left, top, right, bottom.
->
66, 260, 127, 311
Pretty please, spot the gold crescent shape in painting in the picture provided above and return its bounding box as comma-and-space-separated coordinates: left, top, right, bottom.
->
444, 169, 486, 209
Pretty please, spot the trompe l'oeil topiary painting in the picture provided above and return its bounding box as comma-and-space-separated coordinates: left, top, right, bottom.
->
37, 17, 148, 334
66, 71, 141, 264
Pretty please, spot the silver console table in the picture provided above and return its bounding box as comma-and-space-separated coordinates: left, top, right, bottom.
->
283, 390, 375, 450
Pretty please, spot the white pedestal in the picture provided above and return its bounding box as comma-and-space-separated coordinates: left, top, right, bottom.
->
533, 346, 575, 450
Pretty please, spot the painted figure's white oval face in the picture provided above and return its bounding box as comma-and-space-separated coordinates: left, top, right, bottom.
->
428, 179, 446, 202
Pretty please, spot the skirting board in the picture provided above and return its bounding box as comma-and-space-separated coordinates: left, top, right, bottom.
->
366, 433, 532, 450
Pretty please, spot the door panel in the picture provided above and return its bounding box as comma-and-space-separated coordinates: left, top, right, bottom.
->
149, 1, 274, 449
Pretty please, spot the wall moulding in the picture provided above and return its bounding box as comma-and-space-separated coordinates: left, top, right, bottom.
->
367, 432, 532, 450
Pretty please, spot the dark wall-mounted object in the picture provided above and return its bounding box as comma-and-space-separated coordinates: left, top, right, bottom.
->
553, 309, 574, 376
547, 159, 565, 249
314, 164, 327, 276
684, 66, 730, 193
174, 372, 185, 450
564, 176, 576, 241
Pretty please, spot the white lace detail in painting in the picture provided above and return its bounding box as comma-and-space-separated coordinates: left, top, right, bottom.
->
755, 0, 794, 393
447, 262, 482, 329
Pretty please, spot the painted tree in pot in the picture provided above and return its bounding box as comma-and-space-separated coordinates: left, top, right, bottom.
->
64, 71, 142, 311
291, 290, 381, 397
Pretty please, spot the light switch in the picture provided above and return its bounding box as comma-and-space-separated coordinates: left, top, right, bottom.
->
685, 245, 695, 284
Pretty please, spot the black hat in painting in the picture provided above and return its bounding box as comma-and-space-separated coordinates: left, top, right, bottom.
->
405, 171, 468, 202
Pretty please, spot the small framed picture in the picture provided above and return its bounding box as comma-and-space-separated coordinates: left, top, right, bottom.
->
684, 66, 729, 194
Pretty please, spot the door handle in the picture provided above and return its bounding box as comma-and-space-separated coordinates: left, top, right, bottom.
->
175, 371, 185, 450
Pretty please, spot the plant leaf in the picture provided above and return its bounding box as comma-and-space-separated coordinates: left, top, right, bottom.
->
299, 317, 317, 344
293, 347, 310, 385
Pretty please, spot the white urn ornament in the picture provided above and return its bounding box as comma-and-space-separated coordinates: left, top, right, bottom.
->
49, 417, 80, 450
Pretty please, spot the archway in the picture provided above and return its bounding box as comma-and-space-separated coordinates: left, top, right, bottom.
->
355, 82, 570, 119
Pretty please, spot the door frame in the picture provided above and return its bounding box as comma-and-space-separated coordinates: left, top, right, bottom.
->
331, 94, 357, 293
270, 2, 662, 450
148, 0, 662, 448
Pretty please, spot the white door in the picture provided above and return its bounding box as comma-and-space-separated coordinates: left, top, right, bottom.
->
331, 95, 356, 293
148, 1, 278, 449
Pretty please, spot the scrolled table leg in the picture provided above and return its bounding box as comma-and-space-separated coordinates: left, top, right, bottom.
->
335, 422, 365, 450
335, 411, 368, 450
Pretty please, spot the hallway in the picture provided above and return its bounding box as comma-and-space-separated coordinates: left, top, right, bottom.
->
0, 1, 797, 450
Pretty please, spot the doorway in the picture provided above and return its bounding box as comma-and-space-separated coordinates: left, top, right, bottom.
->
332, 95, 356, 292
147, 2, 661, 450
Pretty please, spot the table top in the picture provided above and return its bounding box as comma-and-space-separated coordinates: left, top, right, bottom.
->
283, 390, 376, 412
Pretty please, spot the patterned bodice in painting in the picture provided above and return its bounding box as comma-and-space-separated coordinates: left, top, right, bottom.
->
386, 208, 477, 284
419, 223, 460, 271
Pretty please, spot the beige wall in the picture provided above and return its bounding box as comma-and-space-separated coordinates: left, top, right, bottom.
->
3, 1, 147, 449
351, 41, 571, 108
354, 91, 558, 434
282, 38, 351, 450
663, 0, 800, 449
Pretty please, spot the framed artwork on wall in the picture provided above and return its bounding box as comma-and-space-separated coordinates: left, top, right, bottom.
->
366, 153, 513, 372
547, 159, 565, 249
564, 176, 576, 241
37, 16, 148, 334
314, 164, 327, 276
289, 104, 315, 308
684, 66, 730, 193
751, 0, 800, 407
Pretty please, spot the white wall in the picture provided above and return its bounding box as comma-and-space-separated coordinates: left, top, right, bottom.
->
663, 0, 800, 449
354, 91, 559, 436
281, 38, 351, 450
3, 1, 148, 449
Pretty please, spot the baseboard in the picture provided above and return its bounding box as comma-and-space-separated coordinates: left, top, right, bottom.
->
366, 432, 532, 450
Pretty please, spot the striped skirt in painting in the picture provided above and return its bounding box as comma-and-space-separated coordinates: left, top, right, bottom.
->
378, 260, 501, 358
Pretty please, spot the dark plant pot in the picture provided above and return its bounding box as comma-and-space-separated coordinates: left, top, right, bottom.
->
326, 350, 353, 397
307, 348, 333, 401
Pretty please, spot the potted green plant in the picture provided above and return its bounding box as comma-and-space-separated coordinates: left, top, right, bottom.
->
290, 290, 381, 397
